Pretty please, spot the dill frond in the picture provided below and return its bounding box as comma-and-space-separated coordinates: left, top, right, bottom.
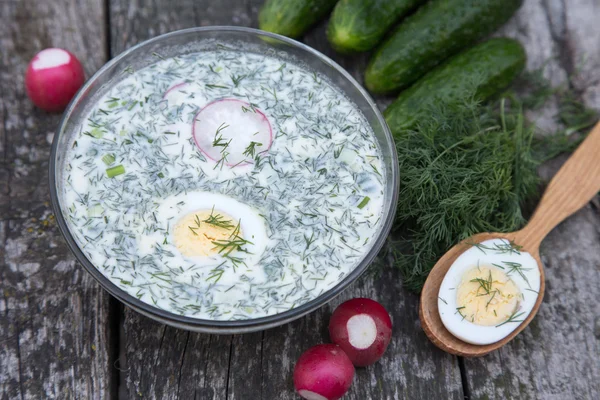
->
391, 93, 540, 292
390, 74, 598, 292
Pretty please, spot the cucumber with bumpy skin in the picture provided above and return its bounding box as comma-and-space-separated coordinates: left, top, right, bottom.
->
365, 0, 523, 94
384, 38, 526, 136
259, 0, 338, 39
327, 0, 426, 53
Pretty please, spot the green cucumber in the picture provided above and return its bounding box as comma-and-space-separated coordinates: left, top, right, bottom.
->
365, 0, 523, 94
384, 38, 526, 136
259, 0, 338, 39
327, 0, 426, 53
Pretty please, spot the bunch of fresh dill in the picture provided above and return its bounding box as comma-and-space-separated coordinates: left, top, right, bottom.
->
391, 97, 546, 292
387, 67, 599, 292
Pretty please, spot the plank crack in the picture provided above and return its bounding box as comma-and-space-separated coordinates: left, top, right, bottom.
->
14, 321, 25, 400
224, 336, 234, 399
108, 298, 122, 400
259, 331, 264, 400
2, 100, 8, 164
202, 335, 212, 394
542, 0, 575, 80
104, 0, 112, 59
457, 357, 471, 400
176, 331, 191, 399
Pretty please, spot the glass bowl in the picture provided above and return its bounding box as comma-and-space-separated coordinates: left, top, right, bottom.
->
49, 26, 399, 333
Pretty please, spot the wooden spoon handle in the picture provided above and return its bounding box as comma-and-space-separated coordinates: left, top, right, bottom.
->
518, 122, 600, 249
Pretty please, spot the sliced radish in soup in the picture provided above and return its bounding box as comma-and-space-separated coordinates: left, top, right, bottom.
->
163, 82, 189, 103
192, 98, 272, 167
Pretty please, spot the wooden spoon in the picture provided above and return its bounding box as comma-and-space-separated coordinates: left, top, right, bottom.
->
419, 121, 600, 357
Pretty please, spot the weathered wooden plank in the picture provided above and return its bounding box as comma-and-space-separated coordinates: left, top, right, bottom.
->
495, 0, 567, 133
119, 309, 229, 399
121, 307, 240, 399
463, 1, 600, 398
561, 0, 600, 110
227, 332, 263, 399
109, 0, 262, 53
110, 1, 463, 399
0, 0, 114, 399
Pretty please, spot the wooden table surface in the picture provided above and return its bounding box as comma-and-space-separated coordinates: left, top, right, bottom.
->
1, 0, 600, 399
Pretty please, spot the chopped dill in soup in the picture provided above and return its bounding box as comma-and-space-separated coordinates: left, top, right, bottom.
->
61, 49, 386, 320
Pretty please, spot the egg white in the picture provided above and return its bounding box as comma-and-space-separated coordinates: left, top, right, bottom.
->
437, 238, 541, 345
137, 191, 269, 272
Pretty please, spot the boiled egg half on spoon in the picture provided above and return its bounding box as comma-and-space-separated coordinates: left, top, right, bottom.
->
437, 238, 540, 345
420, 121, 600, 356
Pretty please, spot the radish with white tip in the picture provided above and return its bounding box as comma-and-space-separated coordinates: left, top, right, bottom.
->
293, 344, 354, 400
329, 298, 392, 367
25, 48, 85, 112
192, 98, 273, 167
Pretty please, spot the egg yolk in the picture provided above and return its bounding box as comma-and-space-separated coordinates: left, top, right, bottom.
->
172, 209, 240, 257
456, 266, 521, 326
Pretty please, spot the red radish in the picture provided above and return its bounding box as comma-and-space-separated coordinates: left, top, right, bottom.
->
192, 98, 272, 167
293, 344, 355, 400
329, 298, 392, 367
25, 48, 85, 112
163, 82, 189, 102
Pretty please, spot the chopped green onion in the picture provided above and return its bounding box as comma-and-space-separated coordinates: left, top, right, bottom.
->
157, 172, 165, 178
357, 196, 370, 209
87, 204, 104, 217
106, 165, 125, 178
90, 127, 103, 138
102, 154, 115, 165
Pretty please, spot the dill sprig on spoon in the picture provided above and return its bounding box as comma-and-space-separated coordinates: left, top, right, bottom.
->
496, 310, 525, 327
471, 270, 494, 296
467, 240, 522, 255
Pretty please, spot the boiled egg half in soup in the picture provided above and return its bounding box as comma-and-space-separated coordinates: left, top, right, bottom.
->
151, 191, 269, 266
437, 238, 541, 345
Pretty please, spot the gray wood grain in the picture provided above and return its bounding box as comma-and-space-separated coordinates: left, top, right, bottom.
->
109, 0, 261, 53
2, 0, 599, 399
0, 1, 114, 399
